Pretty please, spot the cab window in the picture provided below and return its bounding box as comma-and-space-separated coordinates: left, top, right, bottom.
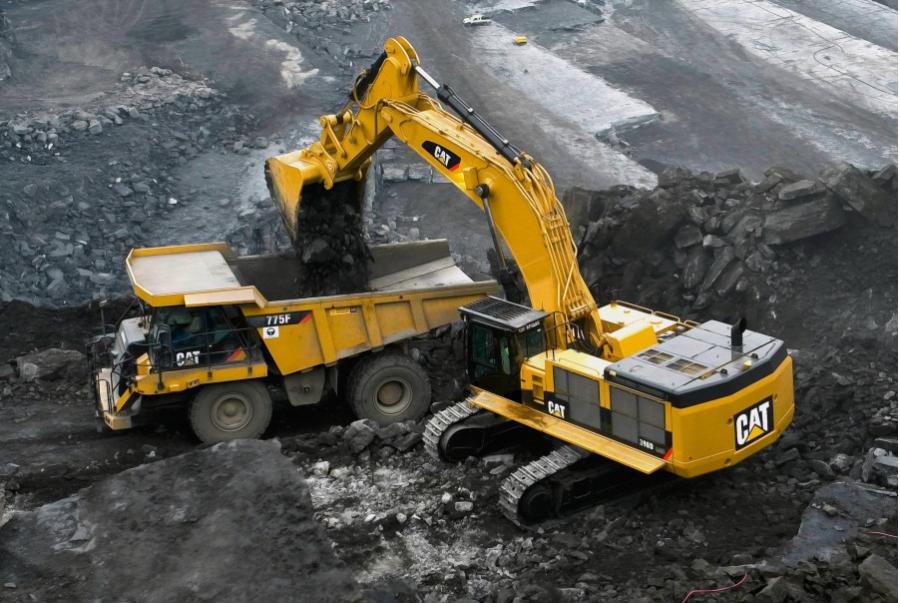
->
517, 324, 545, 359
151, 307, 247, 368
470, 324, 498, 378
500, 336, 512, 375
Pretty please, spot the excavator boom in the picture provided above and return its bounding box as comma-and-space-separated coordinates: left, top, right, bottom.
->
266, 36, 603, 348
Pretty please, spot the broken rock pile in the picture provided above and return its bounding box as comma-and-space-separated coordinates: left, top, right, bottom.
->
571, 162, 897, 323
0, 68, 260, 306
252, 0, 391, 70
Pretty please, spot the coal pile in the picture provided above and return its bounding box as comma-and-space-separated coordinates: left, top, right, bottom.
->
291, 180, 372, 297
571, 162, 898, 329
0, 440, 360, 602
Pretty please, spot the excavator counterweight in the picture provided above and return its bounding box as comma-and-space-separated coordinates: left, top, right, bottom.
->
266, 37, 795, 525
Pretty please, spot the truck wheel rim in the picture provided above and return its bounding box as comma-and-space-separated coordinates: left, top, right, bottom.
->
212, 393, 253, 431
374, 378, 412, 415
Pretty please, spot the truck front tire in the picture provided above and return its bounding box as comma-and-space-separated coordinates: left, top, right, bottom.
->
346, 352, 431, 425
189, 381, 273, 443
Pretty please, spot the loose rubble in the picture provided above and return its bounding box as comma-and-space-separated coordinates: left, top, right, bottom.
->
252, 0, 391, 74
570, 163, 897, 330
0, 67, 263, 306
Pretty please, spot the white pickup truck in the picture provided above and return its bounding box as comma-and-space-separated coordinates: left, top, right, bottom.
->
463, 14, 492, 26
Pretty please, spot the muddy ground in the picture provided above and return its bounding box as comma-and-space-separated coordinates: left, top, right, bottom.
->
0, 0, 897, 601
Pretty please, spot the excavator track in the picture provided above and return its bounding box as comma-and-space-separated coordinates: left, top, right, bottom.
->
500, 444, 678, 527
425, 397, 537, 463
424, 399, 481, 462
500, 445, 589, 527
428, 404, 679, 526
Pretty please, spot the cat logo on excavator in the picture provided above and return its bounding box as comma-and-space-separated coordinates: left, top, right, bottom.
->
734, 398, 774, 450
422, 141, 461, 171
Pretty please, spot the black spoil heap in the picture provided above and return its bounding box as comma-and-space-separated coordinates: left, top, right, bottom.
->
294, 180, 372, 297
570, 162, 898, 329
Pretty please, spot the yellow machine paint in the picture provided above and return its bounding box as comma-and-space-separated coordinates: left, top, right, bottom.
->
265, 36, 795, 483
91, 239, 497, 441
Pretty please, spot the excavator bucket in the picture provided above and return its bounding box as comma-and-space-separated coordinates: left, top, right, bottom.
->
265, 150, 330, 244
266, 147, 374, 245
265, 37, 422, 244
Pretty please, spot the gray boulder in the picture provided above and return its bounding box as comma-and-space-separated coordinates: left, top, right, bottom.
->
682, 246, 709, 289
777, 179, 817, 201
611, 189, 687, 257
699, 246, 735, 292
781, 481, 896, 567
0, 440, 358, 602
343, 418, 377, 453
858, 554, 897, 600
15, 348, 84, 382
763, 195, 846, 245
821, 162, 894, 225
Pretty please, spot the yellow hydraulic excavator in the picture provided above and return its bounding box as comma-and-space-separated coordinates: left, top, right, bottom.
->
266, 36, 795, 524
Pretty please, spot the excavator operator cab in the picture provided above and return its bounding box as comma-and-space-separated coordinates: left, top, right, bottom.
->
460, 297, 548, 400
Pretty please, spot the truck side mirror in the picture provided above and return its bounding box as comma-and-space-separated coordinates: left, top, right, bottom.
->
157, 324, 172, 349
152, 324, 173, 372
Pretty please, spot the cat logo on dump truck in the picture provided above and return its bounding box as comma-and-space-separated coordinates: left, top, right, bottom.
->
422, 141, 461, 171
734, 397, 774, 450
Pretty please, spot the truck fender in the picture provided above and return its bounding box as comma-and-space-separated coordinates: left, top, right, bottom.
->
283, 367, 326, 406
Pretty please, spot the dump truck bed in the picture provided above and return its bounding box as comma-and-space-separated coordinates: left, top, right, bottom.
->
125, 240, 497, 374
127, 240, 486, 307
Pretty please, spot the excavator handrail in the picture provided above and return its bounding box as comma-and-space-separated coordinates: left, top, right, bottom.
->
610, 300, 692, 328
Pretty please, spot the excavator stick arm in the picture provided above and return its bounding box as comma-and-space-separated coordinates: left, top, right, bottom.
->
266, 36, 604, 347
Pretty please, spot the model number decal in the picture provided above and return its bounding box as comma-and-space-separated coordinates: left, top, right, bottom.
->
246, 311, 311, 329
266, 314, 291, 326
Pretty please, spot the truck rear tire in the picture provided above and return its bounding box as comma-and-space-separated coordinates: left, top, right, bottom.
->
189, 381, 273, 444
346, 351, 431, 425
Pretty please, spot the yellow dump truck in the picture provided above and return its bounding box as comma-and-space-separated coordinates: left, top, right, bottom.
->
89, 240, 496, 442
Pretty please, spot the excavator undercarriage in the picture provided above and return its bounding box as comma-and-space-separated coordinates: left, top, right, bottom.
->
425, 401, 677, 526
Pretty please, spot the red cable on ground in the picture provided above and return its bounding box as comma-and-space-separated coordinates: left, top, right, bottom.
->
681, 574, 748, 603
864, 531, 898, 539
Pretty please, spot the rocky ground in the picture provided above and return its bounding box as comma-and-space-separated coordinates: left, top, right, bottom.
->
2, 162, 897, 601
0, 0, 897, 601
